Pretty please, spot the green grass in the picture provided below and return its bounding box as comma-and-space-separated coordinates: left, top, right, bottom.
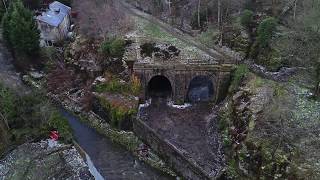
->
95, 76, 141, 96
134, 16, 211, 60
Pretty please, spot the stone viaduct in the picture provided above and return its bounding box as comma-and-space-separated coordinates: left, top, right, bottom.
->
133, 61, 234, 104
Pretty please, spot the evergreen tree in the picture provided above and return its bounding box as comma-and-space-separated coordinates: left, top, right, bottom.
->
2, 0, 40, 57
2, 3, 14, 46
257, 17, 277, 48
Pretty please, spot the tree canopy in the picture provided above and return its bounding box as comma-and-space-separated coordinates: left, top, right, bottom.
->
2, 0, 40, 57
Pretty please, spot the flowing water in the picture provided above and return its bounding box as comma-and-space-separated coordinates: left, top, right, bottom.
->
60, 109, 173, 180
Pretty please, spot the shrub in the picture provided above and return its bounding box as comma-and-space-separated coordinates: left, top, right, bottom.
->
99, 97, 137, 129
140, 43, 155, 57
130, 75, 141, 96
100, 38, 126, 58
95, 79, 129, 94
257, 17, 277, 48
229, 64, 250, 93
47, 112, 73, 143
95, 75, 141, 96
240, 9, 254, 29
0, 84, 17, 122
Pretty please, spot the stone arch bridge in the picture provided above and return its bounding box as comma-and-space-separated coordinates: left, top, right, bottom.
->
133, 60, 234, 103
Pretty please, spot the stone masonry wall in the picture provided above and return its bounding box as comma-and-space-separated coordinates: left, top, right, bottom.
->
133, 64, 234, 103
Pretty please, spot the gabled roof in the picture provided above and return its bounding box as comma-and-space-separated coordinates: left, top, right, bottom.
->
36, 1, 71, 27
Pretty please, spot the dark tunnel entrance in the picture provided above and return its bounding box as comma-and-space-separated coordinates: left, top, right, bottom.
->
187, 76, 214, 103
147, 76, 172, 98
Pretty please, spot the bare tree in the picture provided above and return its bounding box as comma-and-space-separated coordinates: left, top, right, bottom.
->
217, 0, 221, 29
2, 0, 7, 12
0, 112, 9, 130
197, 0, 201, 28
293, 0, 298, 21
316, 61, 320, 97
217, 0, 223, 46
76, 0, 130, 39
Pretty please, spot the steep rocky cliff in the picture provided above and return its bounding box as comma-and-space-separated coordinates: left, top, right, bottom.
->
219, 72, 320, 179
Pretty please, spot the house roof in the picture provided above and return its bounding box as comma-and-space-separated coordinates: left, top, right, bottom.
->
49, 1, 71, 15
36, 1, 71, 27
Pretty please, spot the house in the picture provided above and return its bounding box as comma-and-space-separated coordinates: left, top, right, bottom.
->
36, 1, 71, 46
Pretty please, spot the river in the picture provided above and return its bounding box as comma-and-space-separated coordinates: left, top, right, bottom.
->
60, 109, 173, 180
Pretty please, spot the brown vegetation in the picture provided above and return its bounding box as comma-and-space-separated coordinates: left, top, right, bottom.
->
73, 0, 133, 38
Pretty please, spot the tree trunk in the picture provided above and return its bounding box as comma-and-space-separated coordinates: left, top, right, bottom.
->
2, 0, 7, 12
218, 0, 222, 46
197, 0, 201, 29
316, 61, 320, 98
218, 0, 221, 29
272, 0, 277, 16
316, 82, 320, 97
168, 0, 171, 17
293, 0, 298, 21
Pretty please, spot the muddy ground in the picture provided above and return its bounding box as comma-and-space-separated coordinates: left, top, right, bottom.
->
140, 98, 224, 176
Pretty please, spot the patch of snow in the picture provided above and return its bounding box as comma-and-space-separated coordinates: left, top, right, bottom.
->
167, 101, 192, 109
48, 139, 58, 148
86, 153, 105, 180
138, 99, 152, 110
29, 71, 44, 80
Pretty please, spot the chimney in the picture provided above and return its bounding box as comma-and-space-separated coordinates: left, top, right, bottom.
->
53, 8, 60, 14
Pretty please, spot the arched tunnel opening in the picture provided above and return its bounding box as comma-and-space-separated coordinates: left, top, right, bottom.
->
147, 76, 172, 98
187, 76, 214, 103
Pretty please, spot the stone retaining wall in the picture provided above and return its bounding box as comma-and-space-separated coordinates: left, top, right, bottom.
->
133, 117, 221, 180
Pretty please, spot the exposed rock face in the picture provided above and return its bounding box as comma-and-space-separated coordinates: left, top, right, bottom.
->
0, 140, 93, 180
